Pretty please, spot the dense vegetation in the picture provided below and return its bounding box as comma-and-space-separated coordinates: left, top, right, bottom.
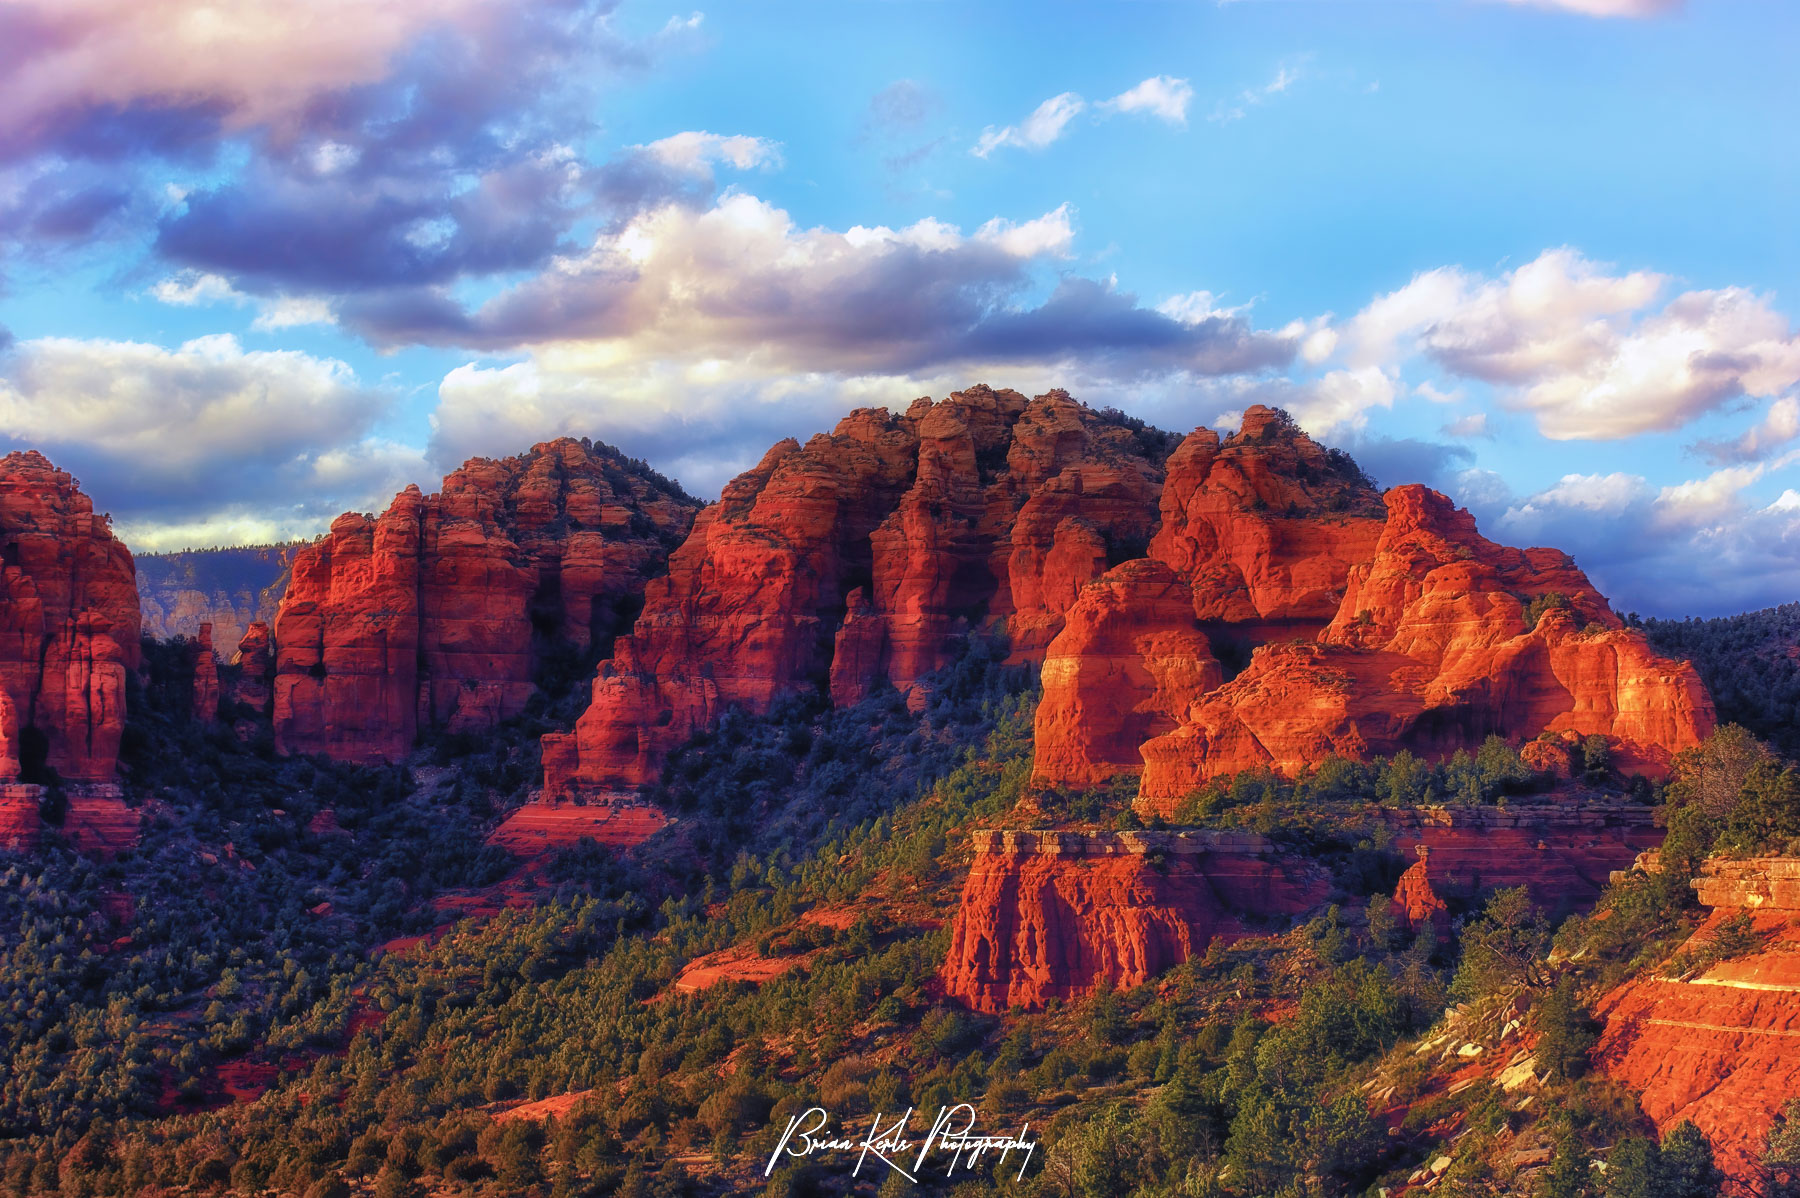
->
2, 615, 1797, 1194
1638, 602, 1800, 758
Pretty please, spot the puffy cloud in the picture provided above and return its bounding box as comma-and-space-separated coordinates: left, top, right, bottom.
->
341, 193, 1299, 382
972, 92, 1086, 158
0, 333, 423, 543
638, 132, 782, 174
3, 0, 694, 304
149, 270, 336, 331
1327, 433, 1474, 491
1342, 248, 1800, 440
1462, 461, 1800, 617
1099, 76, 1194, 126
0, 0, 519, 161
1691, 395, 1800, 465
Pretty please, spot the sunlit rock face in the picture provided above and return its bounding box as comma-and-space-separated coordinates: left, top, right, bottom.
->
272, 438, 697, 763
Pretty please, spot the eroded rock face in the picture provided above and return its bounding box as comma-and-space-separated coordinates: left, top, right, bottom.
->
940, 829, 1329, 1012
1148, 406, 1387, 635
1391, 845, 1449, 938
547, 388, 1172, 793
272, 439, 696, 763
192, 624, 220, 722
1032, 560, 1221, 787
0, 451, 140, 782
1597, 857, 1800, 1191
1129, 482, 1711, 803
228, 622, 273, 719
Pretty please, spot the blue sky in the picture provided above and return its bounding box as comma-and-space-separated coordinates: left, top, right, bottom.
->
0, 0, 1795, 616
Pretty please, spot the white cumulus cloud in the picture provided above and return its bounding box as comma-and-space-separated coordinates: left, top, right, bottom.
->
972, 92, 1087, 157
1099, 76, 1195, 126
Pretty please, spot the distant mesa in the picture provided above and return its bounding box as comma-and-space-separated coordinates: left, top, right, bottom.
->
136, 542, 299, 651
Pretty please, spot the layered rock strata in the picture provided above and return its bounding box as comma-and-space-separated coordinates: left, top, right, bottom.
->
272, 439, 697, 763
939, 828, 1330, 1012
1597, 857, 1800, 1191
1385, 802, 1663, 915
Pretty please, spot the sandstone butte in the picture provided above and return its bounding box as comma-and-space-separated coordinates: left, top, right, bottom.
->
545, 392, 1711, 799
1596, 856, 1800, 1191
938, 805, 1659, 1012
0, 450, 140, 783
544, 386, 1171, 796
270, 439, 697, 763
1039, 407, 1714, 805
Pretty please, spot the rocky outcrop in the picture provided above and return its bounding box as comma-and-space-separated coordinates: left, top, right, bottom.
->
1597, 857, 1800, 1191
1124, 482, 1711, 802
940, 829, 1330, 1012
1032, 561, 1221, 787
1392, 844, 1449, 938
228, 622, 273, 718
272, 439, 696, 763
547, 388, 1173, 794
136, 544, 296, 650
1033, 409, 1709, 795
1386, 802, 1661, 915
192, 624, 219, 722
0, 451, 140, 782
1147, 405, 1386, 635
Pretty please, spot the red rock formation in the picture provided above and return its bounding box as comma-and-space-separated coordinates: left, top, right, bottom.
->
192, 624, 219, 722
940, 829, 1330, 1012
486, 796, 668, 857
550, 388, 1172, 793
0, 784, 38, 851
827, 588, 886, 708
1130, 484, 1711, 802
1148, 405, 1387, 634
0, 688, 18, 782
1032, 560, 1221, 786
227, 622, 273, 717
272, 439, 696, 762
1385, 803, 1662, 914
1597, 857, 1800, 1191
0, 451, 140, 782
1392, 844, 1450, 937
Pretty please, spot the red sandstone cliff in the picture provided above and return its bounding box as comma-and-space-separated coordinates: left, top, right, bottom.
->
1130, 485, 1711, 800
545, 388, 1170, 795
1147, 405, 1387, 635
1597, 857, 1800, 1192
939, 829, 1330, 1012
1031, 561, 1221, 787
272, 439, 696, 763
0, 451, 140, 782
